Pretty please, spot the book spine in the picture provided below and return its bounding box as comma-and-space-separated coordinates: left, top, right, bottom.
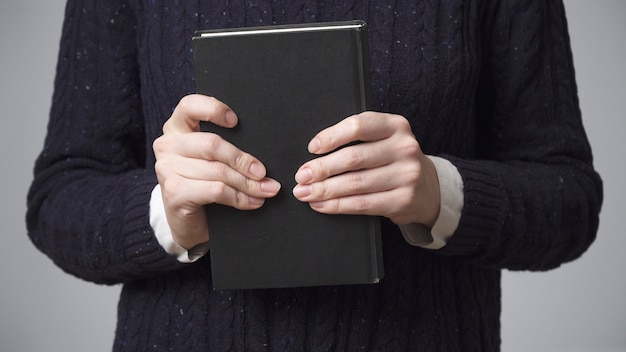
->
355, 22, 371, 111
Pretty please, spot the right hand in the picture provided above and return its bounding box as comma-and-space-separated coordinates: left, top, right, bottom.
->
153, 94, 281, 249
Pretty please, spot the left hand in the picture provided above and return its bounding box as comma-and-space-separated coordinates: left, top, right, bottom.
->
292, 111, 441, 227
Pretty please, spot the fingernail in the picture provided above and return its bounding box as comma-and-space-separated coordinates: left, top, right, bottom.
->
295, 168, 313, 184
249, 162, 265, 179
225, 110, 237, 126
261, 179, 281, 193
292, 185, 312, 198
309, 201, 325, 209
308, 138, 321, 153
249, 196, 264, 206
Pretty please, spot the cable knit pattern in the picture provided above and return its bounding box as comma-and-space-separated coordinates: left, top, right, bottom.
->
26, 0, 602, 351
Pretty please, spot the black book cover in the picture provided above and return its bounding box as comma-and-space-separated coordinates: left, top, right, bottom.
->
193, 21, 383, 290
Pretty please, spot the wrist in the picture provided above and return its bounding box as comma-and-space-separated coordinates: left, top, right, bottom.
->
171, 228, 209, 251
150, 185, 209, 263
420, 154, 441, 229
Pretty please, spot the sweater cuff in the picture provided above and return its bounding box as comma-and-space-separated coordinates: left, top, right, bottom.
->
120, 177, 184, 275
438, 158, 507, 258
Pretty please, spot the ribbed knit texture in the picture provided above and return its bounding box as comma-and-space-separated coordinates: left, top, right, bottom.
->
26, 0, 602, 351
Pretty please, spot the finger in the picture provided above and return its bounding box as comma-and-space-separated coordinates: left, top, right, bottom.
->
159, 155, 281, 198
295, 136, 418, 184
294, 143, 380, 185
308, 112, 407, 154
305, 185, 421, 224
293, 156, 423, 203
164, 94, 238, 134
154, 131, 269, 181
306, 188, 399, 217
163, 177, 269, 212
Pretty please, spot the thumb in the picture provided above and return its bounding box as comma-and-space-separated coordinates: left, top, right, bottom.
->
164, 94, 238, 134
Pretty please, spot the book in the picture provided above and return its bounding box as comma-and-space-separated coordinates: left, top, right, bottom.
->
193, 20, 383, 290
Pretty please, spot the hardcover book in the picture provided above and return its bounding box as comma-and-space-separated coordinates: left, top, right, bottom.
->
193, 20, 383, 290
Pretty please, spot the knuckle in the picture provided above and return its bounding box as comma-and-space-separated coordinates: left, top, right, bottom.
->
178, 94, 194, 106
200, 132, 221, 152
391, 115, 417, 140
152, 137, 166, 155
352, 196, 370, 212
323, 199, 340, 213
346, 173, 364, 192
205, 96, 225, 116
160, 178, 184, 205
244, 177, 258, 193
345, 148, 364, 169
404, 163, 423, 184
212, 162, 229, 179
394, 114, 412, 129
153, 159, 169, 177
317, 181, 330, 198
232, 189, 246, 206
234, 189, 259, 210
179, 94, 207, 110
207, 181, 227, 198
161, 119, 173, 134
350, 114, 366, 135
233, 151, 252, 172
401, 137, 421, 154
152, 135, 174, 155
315, 161, 330, 180
204, 95, 220, 106
176, 95, 196, 117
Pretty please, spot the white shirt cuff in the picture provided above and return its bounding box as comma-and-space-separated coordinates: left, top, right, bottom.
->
399, 155, 464, 249
149, 185, 209, 263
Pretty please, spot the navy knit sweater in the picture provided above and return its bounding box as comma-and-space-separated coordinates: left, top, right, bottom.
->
27, 0, 602, 351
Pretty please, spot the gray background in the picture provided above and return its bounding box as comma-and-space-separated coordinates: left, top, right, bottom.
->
1, 1, 624, 351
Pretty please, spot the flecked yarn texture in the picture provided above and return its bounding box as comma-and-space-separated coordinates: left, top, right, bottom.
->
27, 0, 602, 351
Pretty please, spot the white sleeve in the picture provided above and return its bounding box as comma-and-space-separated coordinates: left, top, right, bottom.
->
399, 155, 464, 250
150, 185, 209, 263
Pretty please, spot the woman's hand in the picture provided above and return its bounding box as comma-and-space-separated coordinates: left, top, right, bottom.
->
292, 111, 440, 227
153, 94, 281, 249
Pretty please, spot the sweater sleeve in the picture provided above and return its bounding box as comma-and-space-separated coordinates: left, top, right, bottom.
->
26, 0, 185, 285
437, 0, 603, 271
